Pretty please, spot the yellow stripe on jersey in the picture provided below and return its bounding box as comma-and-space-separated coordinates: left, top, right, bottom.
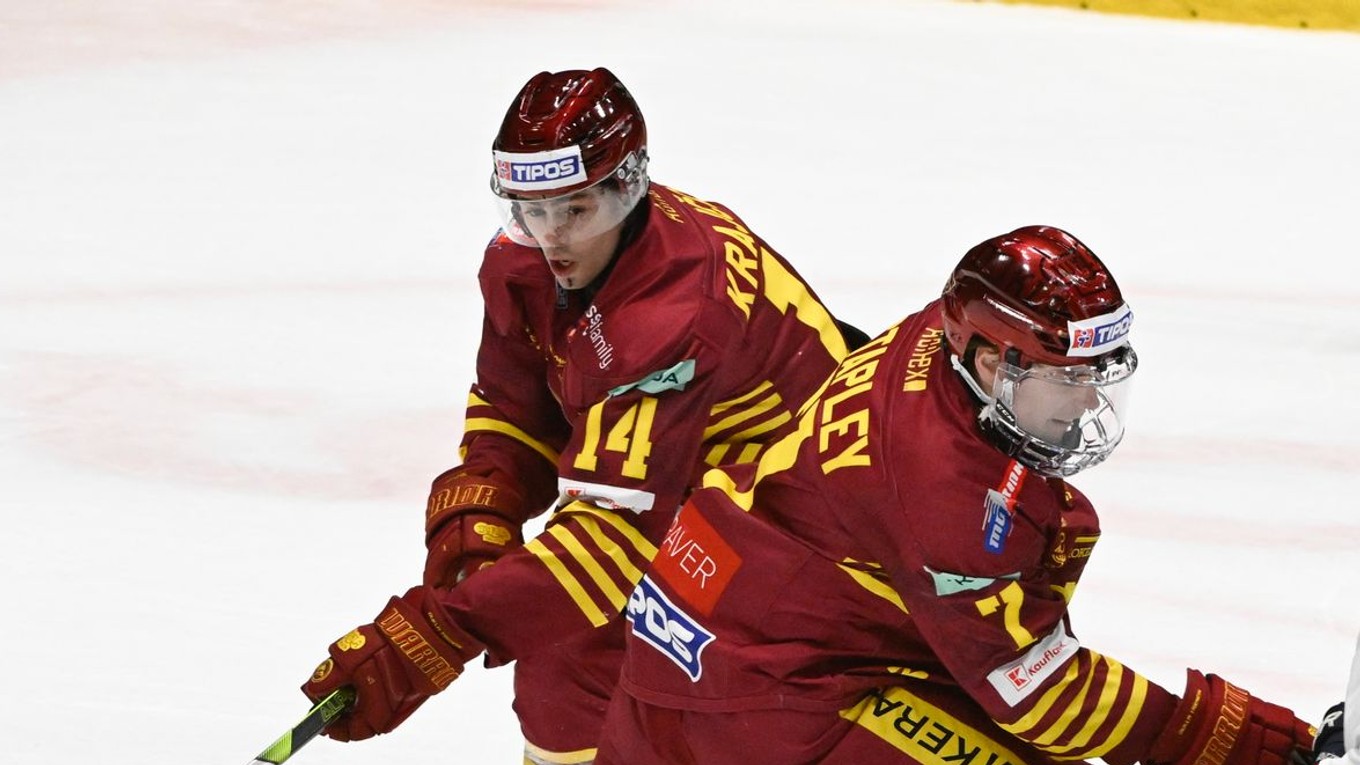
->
1001, 652, 1149, 760
571, 513, 647, 584
836, 562, 909, 614
523, 741, 599, 765
703, 404, 818, 511
558, 500, 660, 560
761, 248, 848, 361
1046, 660, 1148, 760
702, 389, 783, 440
1010, 659, 1096, 746
462, 417, 559, 466
841, 686, 1027, 765
709, 381, 775, 414
546, 524, 629, 612
524, 537, 609, 627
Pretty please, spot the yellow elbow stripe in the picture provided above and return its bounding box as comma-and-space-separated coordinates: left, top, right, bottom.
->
1001, 652, 1148, 760
526, 504, 661, 627
462, 417, 559, 465
558, 501, 659, 559
525, 537, 609, 627
545, 524, 629, 612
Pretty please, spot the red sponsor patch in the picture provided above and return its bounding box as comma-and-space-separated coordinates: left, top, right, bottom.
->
652, 503, 742, 615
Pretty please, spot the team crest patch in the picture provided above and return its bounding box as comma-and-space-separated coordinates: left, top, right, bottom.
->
626, 575, 716, 682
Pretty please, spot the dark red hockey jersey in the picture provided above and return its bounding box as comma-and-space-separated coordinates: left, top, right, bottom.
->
616, 301, 1179, 765
431, 183, 850, 668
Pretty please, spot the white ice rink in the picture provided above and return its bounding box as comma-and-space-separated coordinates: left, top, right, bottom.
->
2, 1, 1358, 761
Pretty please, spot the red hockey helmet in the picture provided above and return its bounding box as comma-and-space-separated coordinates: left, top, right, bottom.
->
490, 68, 649, 247
941, 226, 1130, 366
941, 226, 1137, 476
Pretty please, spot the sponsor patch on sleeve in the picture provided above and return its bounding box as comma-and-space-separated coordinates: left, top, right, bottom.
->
986, 622, 1080, 706
608, 359, 697, 397
557, 478, 656, 513
652, 504, 742, 615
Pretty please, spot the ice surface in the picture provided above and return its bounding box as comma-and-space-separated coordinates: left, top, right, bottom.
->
2, 1, 1357, 761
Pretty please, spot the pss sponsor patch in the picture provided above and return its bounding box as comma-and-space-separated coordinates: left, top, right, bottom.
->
1066, 304, 1133, 357
626, 575, 716, 682
493, 146, 588, 193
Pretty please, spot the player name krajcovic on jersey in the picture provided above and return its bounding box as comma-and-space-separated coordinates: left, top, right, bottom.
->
816, 324, 901, 474
670, 190, 762, 319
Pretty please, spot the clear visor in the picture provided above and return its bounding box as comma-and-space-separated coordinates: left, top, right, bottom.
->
493, 171, 648, 249
989, 347, 1137, 476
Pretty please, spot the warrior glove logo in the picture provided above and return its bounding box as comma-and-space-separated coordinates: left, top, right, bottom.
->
626, 575, 715, 681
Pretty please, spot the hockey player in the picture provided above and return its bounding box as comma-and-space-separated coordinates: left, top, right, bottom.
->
1314, 632, 1360, 765
298, 68, 861, 763
592, 225, 1318, 765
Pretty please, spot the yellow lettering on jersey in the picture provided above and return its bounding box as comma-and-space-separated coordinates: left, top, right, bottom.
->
761, 248, 847, 360
574, 397, 658, 479
813, 325, 900, 475
671, 191, 737, 224
1050, 581, 1078, 604
648, 189, 684, 223
974, 581, 1037, 649
903, 327, 944, 392
724, 241, 758, 318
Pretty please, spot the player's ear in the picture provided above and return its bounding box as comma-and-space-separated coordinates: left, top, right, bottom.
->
971, 344, 1001, 391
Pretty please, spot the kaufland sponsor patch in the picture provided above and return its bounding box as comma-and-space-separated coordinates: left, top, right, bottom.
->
558, 478, 656, 513
493, 146, 588, 192
987, 622, 1080, 706
627, 575, 716, 681
653, 504, 742, 616
1066, 304, 1133, 358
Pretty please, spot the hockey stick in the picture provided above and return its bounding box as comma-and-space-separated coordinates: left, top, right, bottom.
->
247, 687, 355, 765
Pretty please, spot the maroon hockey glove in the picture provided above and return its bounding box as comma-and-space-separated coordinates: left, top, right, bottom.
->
301, 586, 484, 741
423, 469, 525, 588
1150, 670, 1316, 765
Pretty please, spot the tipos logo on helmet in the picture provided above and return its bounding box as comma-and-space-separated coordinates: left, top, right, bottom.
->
493, 146, 588, 193
1067, 304, 1133, 357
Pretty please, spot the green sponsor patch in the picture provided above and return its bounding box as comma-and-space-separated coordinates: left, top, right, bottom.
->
609, 359, 696, 397
924, 566, 1020, 596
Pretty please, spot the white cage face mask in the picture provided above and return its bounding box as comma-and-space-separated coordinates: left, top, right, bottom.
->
957, 346, 1138, 477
